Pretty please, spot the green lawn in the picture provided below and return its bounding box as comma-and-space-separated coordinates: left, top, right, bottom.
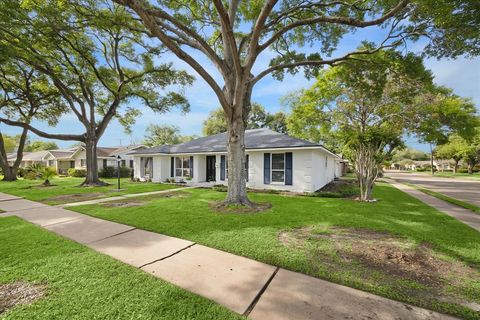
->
418, 171, 480, 180
0, 177, 180, 205
71, 183, 480, 319
0, 216, 241, 319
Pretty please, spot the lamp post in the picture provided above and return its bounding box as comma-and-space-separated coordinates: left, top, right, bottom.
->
116, 155, 121, 190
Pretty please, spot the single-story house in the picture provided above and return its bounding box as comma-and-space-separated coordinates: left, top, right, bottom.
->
8, 145, 145, 174
129, 129, 343, 193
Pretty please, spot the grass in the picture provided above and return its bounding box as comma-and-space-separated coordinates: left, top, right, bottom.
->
404, 183, 480, 214
416, 171, 480, 180
70, 183, 480, 319
0, 216, 242, 320
0, 177, 180, 205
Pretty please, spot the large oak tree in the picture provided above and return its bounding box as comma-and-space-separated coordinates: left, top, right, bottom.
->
111, 0, 479, 205
0, 0, 192, 185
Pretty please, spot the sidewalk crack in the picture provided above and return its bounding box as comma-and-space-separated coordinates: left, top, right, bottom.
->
138, 243, 196, 269
243, 266, 280, 317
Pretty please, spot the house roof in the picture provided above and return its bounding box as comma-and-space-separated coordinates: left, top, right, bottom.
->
18, 150, 51, 161
49, 149, 77, 159
106, 145, 145, 156
130, 129, 337, 156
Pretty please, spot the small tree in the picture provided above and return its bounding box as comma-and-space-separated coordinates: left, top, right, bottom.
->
288, 50, 431, 201
435, 135, 467, 174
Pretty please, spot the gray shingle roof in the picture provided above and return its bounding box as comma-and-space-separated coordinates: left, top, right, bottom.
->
130, 129, 321, 155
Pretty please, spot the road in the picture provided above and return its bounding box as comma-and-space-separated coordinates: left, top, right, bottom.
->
386, 172, 480, 208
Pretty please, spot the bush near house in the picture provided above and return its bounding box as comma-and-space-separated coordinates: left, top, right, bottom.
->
99, 166, 132, 178
67, 168, 87, 177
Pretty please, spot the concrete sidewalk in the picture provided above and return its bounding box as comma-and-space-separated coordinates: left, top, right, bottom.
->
0, 192, 456, 320
388, 181, 480, 232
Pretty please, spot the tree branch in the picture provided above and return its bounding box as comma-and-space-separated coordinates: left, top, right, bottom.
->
0, 117, 84, 141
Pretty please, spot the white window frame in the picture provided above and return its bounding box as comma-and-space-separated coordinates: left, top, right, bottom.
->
271, 153, 285, 184
175, 156, 191, 177
80, 159, 86, 167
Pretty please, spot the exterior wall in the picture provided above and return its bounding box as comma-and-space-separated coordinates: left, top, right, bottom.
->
134, 148, 338, 193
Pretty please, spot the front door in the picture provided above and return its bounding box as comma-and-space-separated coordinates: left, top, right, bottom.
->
206, 156, 216, 182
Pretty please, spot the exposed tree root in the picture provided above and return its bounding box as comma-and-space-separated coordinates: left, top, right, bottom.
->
80, 180, 110, 187
210, 200, 272, 214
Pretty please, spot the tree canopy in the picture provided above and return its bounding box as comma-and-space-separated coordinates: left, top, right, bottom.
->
0, 0, 193, 185
143, 124, 197, 147
202, 104, 288, 136
25, 140, 59, 152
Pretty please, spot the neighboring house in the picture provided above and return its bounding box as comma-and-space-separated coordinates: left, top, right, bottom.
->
7, 145, 145, 174
130, 129, 343, 193
389, 159, 459, 171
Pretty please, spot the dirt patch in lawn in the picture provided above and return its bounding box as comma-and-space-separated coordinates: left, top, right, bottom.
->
48, 193, 105, 203
279, 226, 480, 311
209, 201, 272, 214
0, 281, 46, 315
102, 191, 190, 208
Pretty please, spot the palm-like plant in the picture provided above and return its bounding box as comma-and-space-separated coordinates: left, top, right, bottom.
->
41, 166, 57, 186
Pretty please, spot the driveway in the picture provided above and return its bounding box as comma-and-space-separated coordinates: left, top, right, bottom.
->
386, 172, 480, 207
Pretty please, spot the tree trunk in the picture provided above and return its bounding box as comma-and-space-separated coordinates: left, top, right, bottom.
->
453, 159, 459, 174
429, 144, 435, 176
81, 135, 106, 186
2, 166, 18, 181
224, 114, 252, 206
467, 160, 474, 175
355, 143, 378, 202
0, 127, 29, 182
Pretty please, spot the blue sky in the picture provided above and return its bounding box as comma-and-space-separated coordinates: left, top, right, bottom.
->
2, 24, 479, 153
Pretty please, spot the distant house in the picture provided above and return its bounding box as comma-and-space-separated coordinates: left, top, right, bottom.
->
7, 145, 145, 174
390, 159, 460, 171
129, 129, 344, 193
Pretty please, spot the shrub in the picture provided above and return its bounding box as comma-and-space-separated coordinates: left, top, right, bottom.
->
24, 171, 39, 180
118, 166, 132, 178
99, 166, 116, 178
68, 168, 87, 177
99, 166, 132, 178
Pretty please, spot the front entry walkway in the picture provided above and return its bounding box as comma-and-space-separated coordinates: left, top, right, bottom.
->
0, 192, 456, 320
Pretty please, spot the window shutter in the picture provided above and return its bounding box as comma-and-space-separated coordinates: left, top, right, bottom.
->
220, 155, 226, 181
190, 156, 194, 178
170, 157, 174, 177
264, 153, 271, 184
245, 154, 249, 182
140, 157, 145, 176
285, 152, 293, 185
